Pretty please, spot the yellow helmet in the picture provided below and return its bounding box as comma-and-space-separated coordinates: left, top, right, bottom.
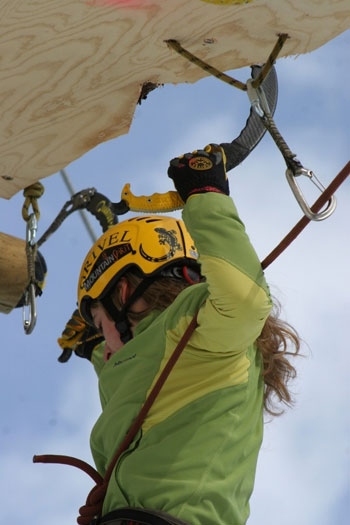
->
78, 215, 199, 323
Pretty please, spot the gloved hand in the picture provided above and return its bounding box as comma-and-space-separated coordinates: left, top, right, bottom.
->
57, 309, 104, 363
167, 144, 229, 202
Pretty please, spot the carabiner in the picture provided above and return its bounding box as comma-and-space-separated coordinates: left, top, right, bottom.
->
22, 283, 37, 334
246, 78, 271, 118
26, 213, 38, 246
286, 167, 337, 221
23, 213, 38, 333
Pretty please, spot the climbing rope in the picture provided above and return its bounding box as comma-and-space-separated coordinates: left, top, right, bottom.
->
166, 39, 247, 91
251, 34, 289, 88
34, 313, 199, 525
166, 34, 289, 92
22, 181, 44, 222
261, 160, 350, 269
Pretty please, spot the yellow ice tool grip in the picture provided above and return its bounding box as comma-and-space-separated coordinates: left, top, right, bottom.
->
121, 183, 184, 213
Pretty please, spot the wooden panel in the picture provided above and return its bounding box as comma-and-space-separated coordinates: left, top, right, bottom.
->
0, 0, 348, 198
0, 232, 28, 312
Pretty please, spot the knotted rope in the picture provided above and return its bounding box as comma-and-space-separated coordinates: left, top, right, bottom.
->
22, 182, 45, 222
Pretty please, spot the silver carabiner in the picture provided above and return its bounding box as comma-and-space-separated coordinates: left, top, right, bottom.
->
23, 213, 38, 333
22, 283, 37, 334
26, 213, 38, 246
286, 167, 337, 221
246, 78, 271, 118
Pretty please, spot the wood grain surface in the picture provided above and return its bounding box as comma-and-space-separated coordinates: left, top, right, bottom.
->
0, 0, 348, 198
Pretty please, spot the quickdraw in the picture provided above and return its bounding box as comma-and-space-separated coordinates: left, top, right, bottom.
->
246, 78, 337, 221
167, 35, 337, 221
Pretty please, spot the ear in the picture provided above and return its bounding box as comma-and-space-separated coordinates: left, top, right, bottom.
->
118, 277, 131, 305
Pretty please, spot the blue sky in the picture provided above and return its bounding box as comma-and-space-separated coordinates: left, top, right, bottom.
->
0, 29, 349, 525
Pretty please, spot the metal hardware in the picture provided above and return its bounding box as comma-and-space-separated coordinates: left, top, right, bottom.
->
26, 213, 38, 245
23, 282, 37, 334
23, 213, 38, 333
246, 78, 271, 117
286, 167, 337, 221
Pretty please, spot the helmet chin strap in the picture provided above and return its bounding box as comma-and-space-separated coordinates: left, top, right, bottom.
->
101, 265, 201, 344
101, 276, 158, 344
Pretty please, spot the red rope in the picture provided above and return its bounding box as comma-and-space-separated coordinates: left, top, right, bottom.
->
33, 162, 349, 523
262, 161, 350, 269
34, 313, 199, 525
33, 454, 103, 484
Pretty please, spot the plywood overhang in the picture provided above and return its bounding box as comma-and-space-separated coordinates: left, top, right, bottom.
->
0, 0, 349, 198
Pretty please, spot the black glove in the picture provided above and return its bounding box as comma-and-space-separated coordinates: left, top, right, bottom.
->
57, 309, 104, 363
167, 144, 229, 202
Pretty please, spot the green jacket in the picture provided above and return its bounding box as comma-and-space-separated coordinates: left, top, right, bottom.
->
91, 193, 272, 525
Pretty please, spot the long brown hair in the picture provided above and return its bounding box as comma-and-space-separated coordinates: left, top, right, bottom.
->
113, 269, 301, 416
256, 299, 301, 415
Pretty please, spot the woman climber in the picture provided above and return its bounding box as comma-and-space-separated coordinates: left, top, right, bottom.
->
56, 144, 300, 525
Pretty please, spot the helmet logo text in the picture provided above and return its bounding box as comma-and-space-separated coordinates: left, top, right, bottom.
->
82, 243, 134, 291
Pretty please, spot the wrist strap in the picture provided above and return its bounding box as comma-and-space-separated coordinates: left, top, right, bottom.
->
188, 186, 225, 196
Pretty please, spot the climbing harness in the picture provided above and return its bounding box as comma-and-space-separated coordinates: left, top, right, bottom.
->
34, 313, 199, 525
97, 507, 190, 525
21, 182, 45, 334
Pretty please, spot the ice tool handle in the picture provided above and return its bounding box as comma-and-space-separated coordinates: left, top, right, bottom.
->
120, 61, 279, 214
120, 139, 252, 213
